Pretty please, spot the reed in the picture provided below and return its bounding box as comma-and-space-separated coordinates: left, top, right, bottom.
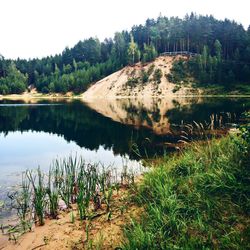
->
46, 169, 59, 219
26, 167, 46, 226
76, 174, 89, 220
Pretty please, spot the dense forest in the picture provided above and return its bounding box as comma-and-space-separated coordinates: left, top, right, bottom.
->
0, 13, 250, 95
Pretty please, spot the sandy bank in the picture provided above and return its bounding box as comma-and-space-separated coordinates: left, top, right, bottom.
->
1, 186, 141, 250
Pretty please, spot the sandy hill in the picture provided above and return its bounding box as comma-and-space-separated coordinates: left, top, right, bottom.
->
82, 55, 200, 99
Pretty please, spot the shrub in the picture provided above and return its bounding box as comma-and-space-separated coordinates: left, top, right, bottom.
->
172, 85, 181, 93
126, 77, 140, 87
0, 84, 9, 95
147, 64, 155, 76
140, 70, 149, 83
153, 69, 162, 83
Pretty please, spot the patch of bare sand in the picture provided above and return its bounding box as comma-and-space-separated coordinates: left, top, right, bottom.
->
0, 90, 77, 103
1, 187, 142, 250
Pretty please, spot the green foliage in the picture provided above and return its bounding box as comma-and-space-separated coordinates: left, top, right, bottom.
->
147, 64, 155, 76
169, 40, 250, 87
126, 66, 162, 86
140, 70, 149, 83
142, 44, 157, 63
27, 168, 46, 226
240, 112, 250, 144
124, 134, 250, 249
0, 62, 28, 94
126, 77, 140, 87
7, 173, 32, 232
127, 35, 140, 65
214, 39, 222, 63
46, 170, 59, 219
152, 69, 162, 83
167, 59, 188, 83
172, 85, 181, 93
0, 84, 9, 95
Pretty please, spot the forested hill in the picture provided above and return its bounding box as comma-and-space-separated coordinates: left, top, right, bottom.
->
0, 13, 250, 95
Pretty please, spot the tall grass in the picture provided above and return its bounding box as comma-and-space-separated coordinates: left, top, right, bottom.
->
123, 132, 250, 249
27, 167, 46, 226
46, 169, 59, 219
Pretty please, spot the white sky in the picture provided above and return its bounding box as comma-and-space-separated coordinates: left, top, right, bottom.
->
0, 0, 249, 59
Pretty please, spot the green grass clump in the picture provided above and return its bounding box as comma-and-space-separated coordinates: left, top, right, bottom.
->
27, 168, 46, 226
123, 134, 250, 249
46, 169, 59, 219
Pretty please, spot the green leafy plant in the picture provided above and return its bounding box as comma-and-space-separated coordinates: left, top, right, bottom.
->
27, 168, 46, 226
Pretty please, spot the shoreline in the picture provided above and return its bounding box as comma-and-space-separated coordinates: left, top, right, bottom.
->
1, 93, 250, 101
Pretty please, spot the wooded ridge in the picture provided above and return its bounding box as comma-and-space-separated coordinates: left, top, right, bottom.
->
1, 13, 250, 95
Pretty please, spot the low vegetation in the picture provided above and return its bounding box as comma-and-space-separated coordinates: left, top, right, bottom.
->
123, 118, 250, 249
153, 68, 163, 83
126, 64, 161, 87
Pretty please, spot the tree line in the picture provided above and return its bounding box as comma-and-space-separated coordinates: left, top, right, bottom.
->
0, 13, 250, 94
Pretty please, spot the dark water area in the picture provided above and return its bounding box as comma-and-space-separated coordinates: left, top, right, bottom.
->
0, 97, 249, 222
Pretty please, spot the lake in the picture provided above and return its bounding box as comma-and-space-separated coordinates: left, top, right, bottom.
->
0, 97, 249, 222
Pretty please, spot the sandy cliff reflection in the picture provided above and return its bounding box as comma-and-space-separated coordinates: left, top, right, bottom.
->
83, 97, 210, 135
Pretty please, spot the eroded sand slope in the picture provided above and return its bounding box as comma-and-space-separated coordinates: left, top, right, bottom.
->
82, 55, 200, 99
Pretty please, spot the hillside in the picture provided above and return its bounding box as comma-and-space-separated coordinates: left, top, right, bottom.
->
82, 55, 200, 99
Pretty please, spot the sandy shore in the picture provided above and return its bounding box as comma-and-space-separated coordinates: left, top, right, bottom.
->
0, 186, 141, 250
1, 92, 249, 102
0, 92, 82, 101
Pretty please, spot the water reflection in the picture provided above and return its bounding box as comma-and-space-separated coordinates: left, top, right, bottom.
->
84, 96, 250, 137
0, 97, 249, 159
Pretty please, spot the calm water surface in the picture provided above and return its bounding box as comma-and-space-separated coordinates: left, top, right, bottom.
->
0, 97, 249, 221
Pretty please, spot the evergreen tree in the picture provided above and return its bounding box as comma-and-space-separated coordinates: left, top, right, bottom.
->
214, 39, 222, 63
142, 43, 157, 62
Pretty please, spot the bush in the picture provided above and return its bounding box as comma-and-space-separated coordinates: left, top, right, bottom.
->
168, 60, 188, 83
147, 64, 155, 76
126, 77, 140, 87
140, 70, 149, 83
172, 85, 181, 93
41, 86, 50, 94
153, 69, 162, 83
0, 84, 9, 95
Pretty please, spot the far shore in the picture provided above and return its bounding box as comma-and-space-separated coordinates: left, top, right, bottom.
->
0, 92, 80, 100
1, 92, 250, 102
